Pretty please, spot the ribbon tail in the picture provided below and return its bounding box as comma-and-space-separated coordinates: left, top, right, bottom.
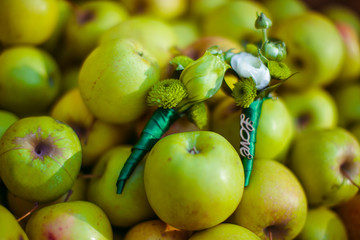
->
116, 108, 181, 194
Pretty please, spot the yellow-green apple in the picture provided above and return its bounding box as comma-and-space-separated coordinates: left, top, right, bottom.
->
50, 88, 132, 166
331, 82, 360, 127
296, 207, 347, 240
144, 131, 244, 231
100, 16, 177, 75
335, 194, 360, 240
323, 4, 360, 36
87, 146, 156, 227
280, 87, 338, 134
261, 0, 307, 24
189, 223, 261, 240
211, 96, 294, 161
169, 19, 200, 49
0, 46, 61, 116
228, 159, 307, 240
0, 116, 82, 202
64, 0, 129, 60
120, 0, 187, 20
124, 219, 191, 240
0, 109, 18, 138
202, 1, 270, 42
0, 204, 29, 240
271, 11, 345, 89
0, 0, 59, 45
25, 201, 113, 239
188, 0, 230, 18
6, 175, 87, 222
78, 38, 160, 124
288, 128, 360, 207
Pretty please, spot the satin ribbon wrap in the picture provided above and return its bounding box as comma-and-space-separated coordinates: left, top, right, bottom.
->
116, 108, 181, 193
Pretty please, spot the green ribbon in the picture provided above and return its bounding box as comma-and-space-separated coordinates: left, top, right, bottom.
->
116, 108, 181, 194
241, 97, 265, 187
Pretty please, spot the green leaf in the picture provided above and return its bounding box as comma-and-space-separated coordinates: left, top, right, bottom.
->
268, 61, 292, 80
170, 55, 194, 71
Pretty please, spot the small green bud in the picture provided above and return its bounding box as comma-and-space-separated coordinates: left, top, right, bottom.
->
232, 78, 257, 108
170, 55, 194, 71
177, 50, 230, 112
245, 43, 259, 56
255, 12, 272, 29
261, 41, 287, 62
187, 102, 208, 129
147, 79, 188, 109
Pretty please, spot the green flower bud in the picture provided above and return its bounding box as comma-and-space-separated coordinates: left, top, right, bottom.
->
261, 41, 287, 62
187, 102, 208, 129
232, 78, 257, 108
177, 50, 230, 112
147, 79, 188, 109
255, 12, 272, 29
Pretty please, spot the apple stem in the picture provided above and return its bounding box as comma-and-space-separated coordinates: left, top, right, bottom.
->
17, 202, 39, 222
63, 189, 73, 202
78, 173, 101, 179
341, 169, 360, 190
269, 230, 273, 240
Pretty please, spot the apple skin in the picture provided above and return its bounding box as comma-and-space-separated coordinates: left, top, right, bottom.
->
0, 109, 18, 139
0, 46, 61, 116
78, 38, 160, 124
189, 223, 261, 240
262, 0, 307, 24
280, 87, 338, 134
144, 131, 244, 231
188, 0, 230, 18
50, 88, 132, 167
296, 207, 347, 240
0, 116, 82, 202
202, 1, 270, 42
65, 0, 129, 60
211, 96, 294, 162
271, 11, 345, 89
228, 159, 307, 240
87, 145, 156, 228
124, 219, 191, 240
288, 128, 360, 207
170, 19, 200, 49
25, 201, 113, 240
331, 81, 360, 128
0, 204, 29, 240
0, 0, 59, 45
335, 194, 360, 240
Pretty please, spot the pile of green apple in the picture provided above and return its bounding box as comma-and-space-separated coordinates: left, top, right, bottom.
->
1, 0, 360, 239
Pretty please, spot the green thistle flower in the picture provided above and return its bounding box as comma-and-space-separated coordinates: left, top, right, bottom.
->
187, 102, 208, 129
147, 79, 188, 109
232, 78, 257, 108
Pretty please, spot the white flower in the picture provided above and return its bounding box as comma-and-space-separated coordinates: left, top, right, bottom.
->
231, 52, 271, 90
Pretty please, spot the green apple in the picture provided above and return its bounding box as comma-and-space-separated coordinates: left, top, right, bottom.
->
50, 88, 132, 166
124, 219, 191, 240
25, 201, 113, 239
189, 223, 261, 240
262, 0, 307, 24
78, 38, 160, 124
211, 96, 294, 161
228, 159, 307, 240
296, 207, 347, 240
202, 1, 270, 43
0, 116, 82, 202
144, 131, 244, 231
188, 0, 230, 18
6, 174, 87, 222
331, 82, 360, 127
0, 109, 18, 139
169, 19, 200, 49
280, 87, 338, 134
0, 204, 29, 240
87, 145, 156, 227
0, 0, 59, 45
100, 16, 177, 75
65, 0, 129, 60
0, 46, 61, 116
120, 0, 187, 20
271, 11, 345, 89
288, 127, 360, 207
335, 194, 360, 240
